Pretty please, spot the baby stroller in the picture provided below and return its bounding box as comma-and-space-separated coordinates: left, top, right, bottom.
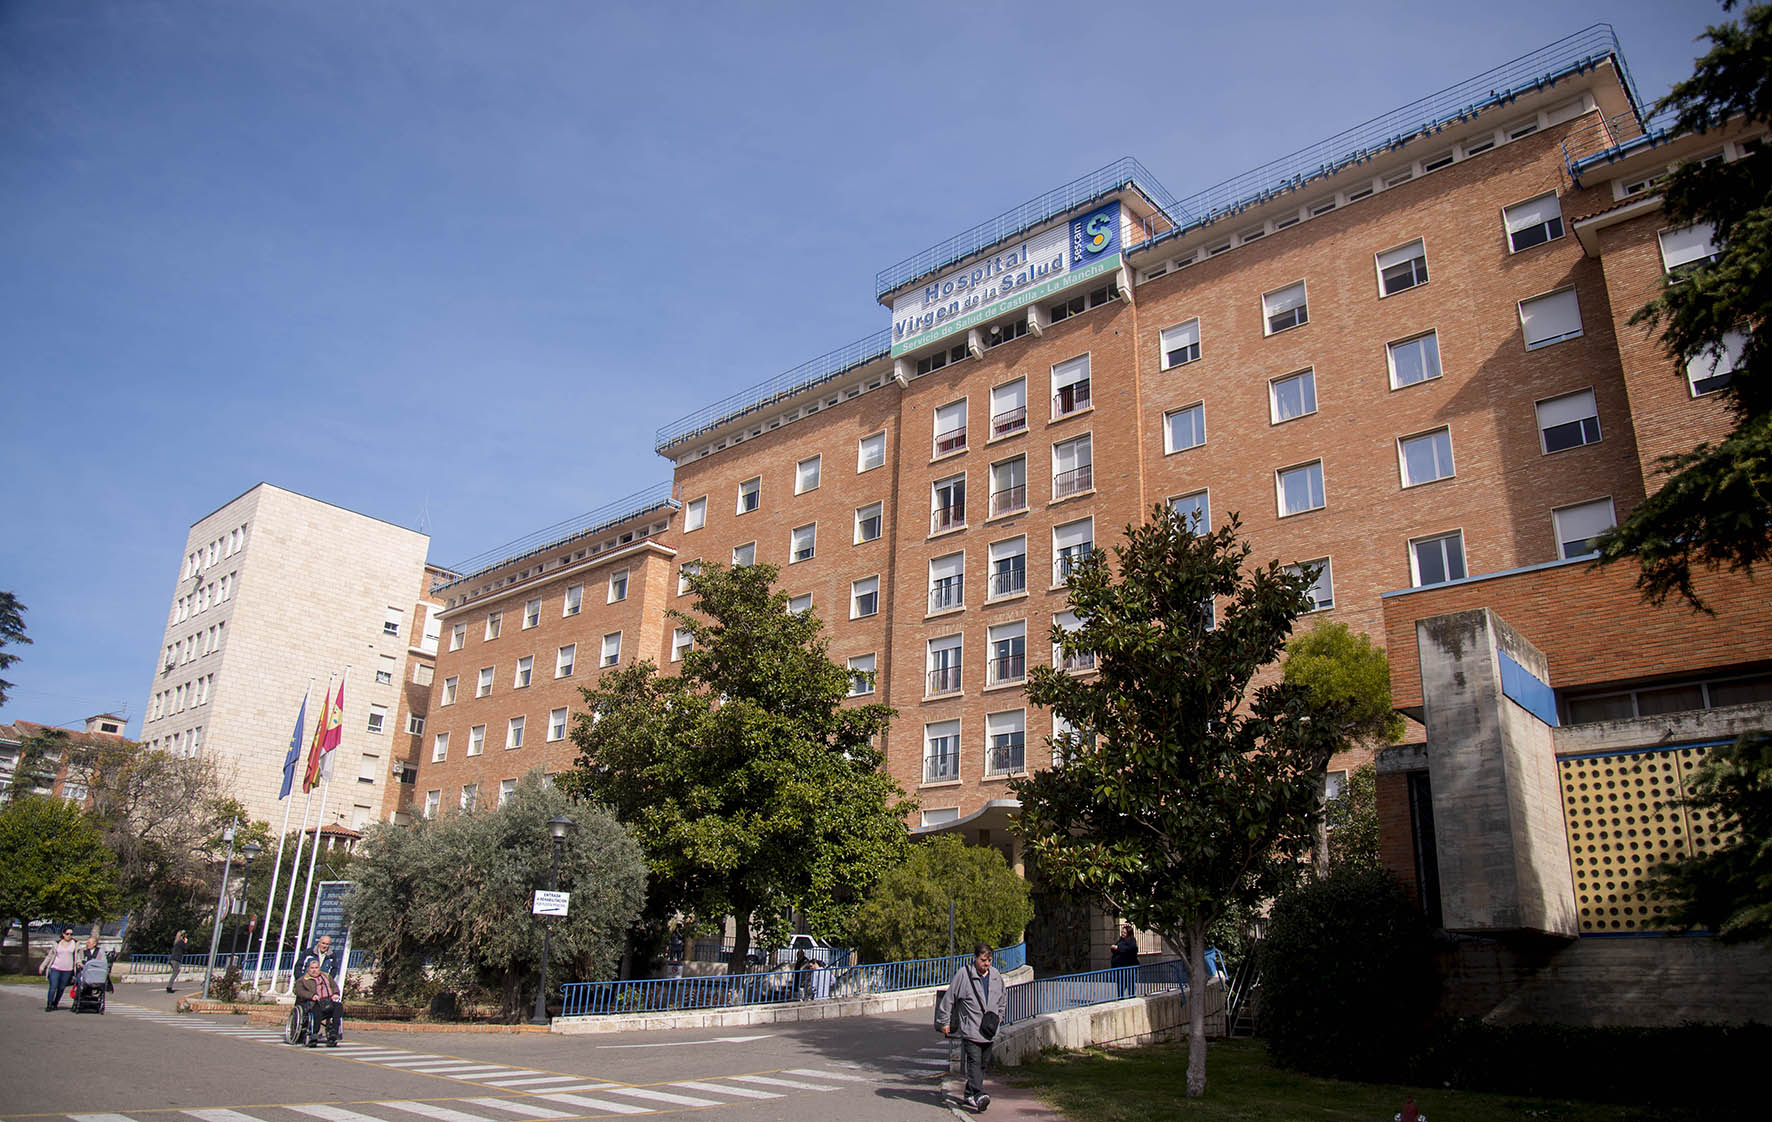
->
71, 954, 111, 1014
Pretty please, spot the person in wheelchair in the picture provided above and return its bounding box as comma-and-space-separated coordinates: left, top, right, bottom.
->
292, 959, 343, 1047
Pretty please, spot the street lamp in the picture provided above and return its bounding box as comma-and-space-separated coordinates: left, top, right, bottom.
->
201, 819, 238, 1000
230, 841, 263, 960
530, 815, 576, 1026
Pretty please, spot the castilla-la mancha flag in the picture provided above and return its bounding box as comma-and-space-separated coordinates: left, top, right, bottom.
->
303, 679, 345, 792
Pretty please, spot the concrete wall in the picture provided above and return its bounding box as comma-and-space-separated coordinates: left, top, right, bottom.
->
991, 983, 1226, 1067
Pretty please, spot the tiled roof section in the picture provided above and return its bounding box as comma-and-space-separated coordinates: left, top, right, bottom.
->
1569, 192, 1660, 224
1, 720, 130, 748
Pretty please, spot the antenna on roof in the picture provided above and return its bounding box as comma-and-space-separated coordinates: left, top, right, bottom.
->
418, 495, 432, 536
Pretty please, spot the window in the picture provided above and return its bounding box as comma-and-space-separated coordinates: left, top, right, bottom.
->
407, 714, 426, 737
1536, 389, 1601, 452
1052, 355, 1091, 418
934, 399, 968, 456
484, 612, 502, 641
990, 378, 1027, 438
990, 456, 1027, 516
476, 666, 493, 697
684, 496, 707, 532
383, 606, 403, 636
858, 431, 886, 472
737, 477, 760, 514
1052, 434, 1092, 498
1170, 490, 1209, 534
1687, 332, 1745, 396
1270, 370, 1317, 423
847, 654, 876, 697
987, 621, 1026, 685
672, 627, 693, 661
468, 725, 486, 756
1659, 224, 1719, 277
1388, 332, 1442, 388
782, 523, 814, 564
791, 455, 822, 495
556, 644, 576, 677
989, 536, 1027, 599
1055, 610, 1094, 672
514, 655, 533, 688
460, 784, 478, 812
608, 570, 628, 602
1520, 289, 1582, 349
918, 342, 968, 375
601, 632, 622, 667
1277, 461, 1326, 516
367, 704, 388, 734
1377, 239, 1428, 295
986, 710, 1026, 775
545, 707, 568, 742
1165, 403, 1206, 452
499, 779, 517, 807
925, 720, 960, 783
1263, 281, 1308, 334
450, 623, 466, 651
855, 502, 883, 543
1054, 518, 1093, 584
1564, 671, 1772, 724
1410, 531, 1467, 586
563, 584, 582, 616
375, 656, 394, 685
1285, 558, 1335, 610
984, 314, 1028, 347
413, 663, 434, 686
921, 807, 960, 826
928, 552, 964, 613
432, 732, 448, 762
441, 676, 458, 705
851, 576, 879, 619
927, 634, 962, 695
505, 716, 524, 749
1503, 193, 1564, 252
1399, 428, 1455, 486
787, 593, 812, 615
423, 790, 440, 819
932, 474, 966, 533
732, 542, 755, 567
1554, 498, 1616, 559
1161, 319, 1201, 368
677, 562, 700, 595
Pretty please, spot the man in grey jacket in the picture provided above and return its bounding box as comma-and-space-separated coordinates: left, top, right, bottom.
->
935, 943, 1008, 1112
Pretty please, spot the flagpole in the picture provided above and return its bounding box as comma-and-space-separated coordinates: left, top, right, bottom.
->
252, 680, 312, 991
273, 671, 332, 995
293, 667, 349, 980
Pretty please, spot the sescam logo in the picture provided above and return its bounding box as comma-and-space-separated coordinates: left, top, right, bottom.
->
1070, 203, 1118, 265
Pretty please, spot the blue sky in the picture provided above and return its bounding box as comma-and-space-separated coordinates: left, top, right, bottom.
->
0, 0, 1729, 735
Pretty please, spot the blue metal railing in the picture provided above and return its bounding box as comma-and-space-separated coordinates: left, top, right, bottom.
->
1004, 958, 1187, 1025
122, 948, 374, 977
436, 483, 677, 588
1562, 106, 1682, 185
560, 942, 1026, 1017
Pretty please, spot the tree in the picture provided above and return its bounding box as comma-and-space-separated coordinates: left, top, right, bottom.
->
561, 562, 912, 971
0, 590, 28, 708
348, 771, 646, 1019
854, 835, 1033, 963
0, 796, 121, 967
1595, 2, 1772, 611
1282, 620, 1404, 746
1323, 764, 1381, 870
1646, 730, 1772, 942
1013, 508, 1345, 1098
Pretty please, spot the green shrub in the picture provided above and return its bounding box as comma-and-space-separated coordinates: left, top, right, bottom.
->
210, 962, 241, 1003
854, 835, 1032, 962
1259, 865, 1436, 1079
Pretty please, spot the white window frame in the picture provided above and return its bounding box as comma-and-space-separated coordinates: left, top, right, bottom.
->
737, 477, 761, 515
1536, 389, 1602, 453
1276, 460, 1326, 516
514, 655, 534, 688
851, 576, 880, 619
1164, 402, 1206, 453
1519, 287, 1583, 349
499, 779, 517, 806
1387, 331, 1442, 389
790, 523, 817, 564
795, 455, 822, 494
476, 666, 493, 698
934, 399, 968, 457
855, 501, 883, 544
1051, 354, 1091, 419
858, 431, 887, 472
1503, 192, 1565, 252
672, 627, 693, 662
1170, 490, 1209, 534
1160, 319, 1201, 369
608, 569, 629, 603
932, 474, 966, 534
683, 496, 707, 532
1262, 281, 1308, 335
556, 644, 576, 678
787, 593, 812, 615
986, 620, 1027, 686
1286, 558, 1335, 611
450, 623, 466, 651
732, 542, 755, 567
600, 632, 622, 667
1376, 238, 1428, 296
1553, 498, 1616, 560
522, 598, 540, 629
1410, 530, 1468, 587
990, 378, 1028, 438
1658, 224, 1720, 275
1687, 332, 1745, 397
563, 584, 582, 616
1398, 427, 1456, 487
1053, 518, 1093, 585
927, 633, 962, 696
366, 704, 388, 734
468, 725, 486, 757
1269, 369, 1317, 424
988, 535, 1028, 601
847, 653, 876, 697
924, 719, 961, 783
989, 454, 1027, 517
928, 552, 964, 614
985, 708, 1027, 776
506, 716, 525, 750
441, 676, 457, 705
677, 562, 700, 595
1052, 433, 1093, 499
548, 707, 568, 742
432, 732, 449, 762
485, 611, 502, 641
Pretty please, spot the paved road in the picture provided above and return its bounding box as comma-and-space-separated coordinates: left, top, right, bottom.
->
0, 985, 965, 1122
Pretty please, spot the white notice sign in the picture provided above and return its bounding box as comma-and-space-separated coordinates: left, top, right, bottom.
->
532, 890, 570, 917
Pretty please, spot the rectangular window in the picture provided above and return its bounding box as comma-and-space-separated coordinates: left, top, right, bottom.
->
737, 477, 760, 514
548, 708, 569, 743
375, 658, 394, 686
672, 627, 693, 661
847, 653, 876, 697
851, 576, 880, 619
1537, 389, 1601, 452
476, 666, 493, 697
1285, 558, 1335, 610
795, 455, 822, 494
986, 710, 1026, 775
1270, 370, 1317, 423
1052, 434, 1093, 498
514, 655, 533, 688
790, 523, 817, 563
468, 725, 486, 756
855, 502, 883, 543
1388, 332, 1442, 388
1160, 319, 1201, 368
1520, 288, 1583, 349
1052, 355, 1091, 418
1659, 224, 1719, 277
383, 606, 404, 636
934, 399, 968, 456
608, 570, 628, 602
367, 704, 387, 733
1055, 610, 1094, 672
932, 474, 966, 533
927, 634, 963, 695
450, 623, 466, 651
505, 716, 524, 749
858, 431, 886, 472
563, 584, 582, 616
423, 790, 440, 818
990, 378, 1027, 438
989, 536, 1027, 599
925, 719, 960, 783
1504, 193, 1565, 252
523, 598, 540, 628
785, 592, 810, 616
1263, 281, 1309, 334
499, 779, 517, 806
1165, 403, 1206, 452
1170, 490, 1209, 534
1687, 332, 1745, 396
1554, 498, 1616, 559
556, 644, 576, 677
441, 675, 457, 705
1277, 461, 1326, 516
406, 714, 424, 736
987, 620, 1026, 685
413, 663, 433, 686
460, 784, 478, 811
1410, 531, 1467, 586
684, 496, 707, 532
677, 562, 700, 595
484, 611, 502, 641
928, 552, 964, 613
432, 732, 449, 762
1377, 239, 1428, 295
732, 542, 755, 567
990, 455, 1027, 516
601, 632, 622, 667
1053, 518, 1093, 584
1399, 428, 1455, 486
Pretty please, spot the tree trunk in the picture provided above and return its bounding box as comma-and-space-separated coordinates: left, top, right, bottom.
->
1185, 922, 1207, 1098
728, 908, 752, 975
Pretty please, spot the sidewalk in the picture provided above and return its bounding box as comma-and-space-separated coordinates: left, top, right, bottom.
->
940, 1073, 1070, 1120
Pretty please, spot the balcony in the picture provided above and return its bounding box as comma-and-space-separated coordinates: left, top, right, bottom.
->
987, 738, 1026, 775
1053, 380, 1091, 417
1056, 545, 1094, 583
990, 406, 1027, 438
1053, 463, 1093, 499
990, 483, 1027, 517
927, 665, 962, 694
991, 564, 1027, 598
931, 503, 965, 534
929, 577, 963, 613
989, 653, 1026, 685
1061, 650, 1098, 673
924, 751, 959, 783
935, 426, 967, 456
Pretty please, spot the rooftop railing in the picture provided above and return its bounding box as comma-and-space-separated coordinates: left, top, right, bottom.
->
1562, 106, 1682, 186
437, 483, 676, 589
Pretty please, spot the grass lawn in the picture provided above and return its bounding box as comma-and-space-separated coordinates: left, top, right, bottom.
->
1005, 1038, 1714, 1122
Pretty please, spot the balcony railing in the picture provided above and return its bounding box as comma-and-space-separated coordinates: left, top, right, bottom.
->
989, 653, 1026, 685
1054, 381, 1092, 417
924, 752, 959, 783
1061, 650, 1098, 673
935, 427, 967, 456
991, 564, 1027, 598
990, 483, 1027, 517
988, 738, 1026, 775
929, 577, 963, 613
1056, 545, 1094, 582
1053, 464, 1094, 499
990, 406, 1027, 438
932, 503, 965, 534
927, 665, 962, 694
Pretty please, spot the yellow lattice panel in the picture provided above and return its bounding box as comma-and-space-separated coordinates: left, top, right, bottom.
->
1559, 743, 1726, 934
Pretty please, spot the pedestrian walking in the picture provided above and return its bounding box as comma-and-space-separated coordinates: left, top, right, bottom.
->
38, 927, 79, 1011
1111, 922, 1139, 998
667, 928, 686, 979
166, 930, 187, 992
935, 943, 1008, 1113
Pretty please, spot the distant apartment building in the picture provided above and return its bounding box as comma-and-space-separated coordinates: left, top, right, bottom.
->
0, 714, 128, 804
